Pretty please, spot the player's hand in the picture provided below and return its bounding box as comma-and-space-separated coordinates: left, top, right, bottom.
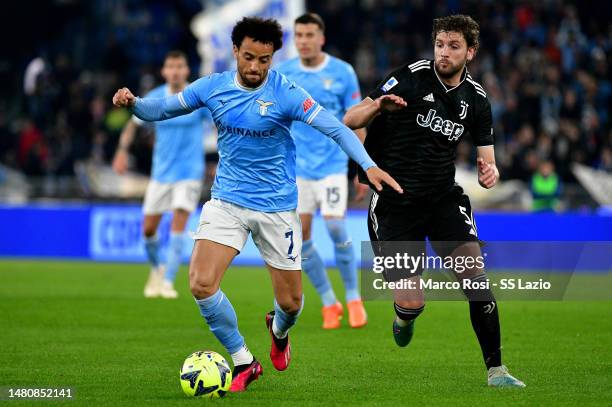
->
353, 176, 369, 202
113, 87, 136, 108
112, 149, 129, 174
375, 94, 407, 113
366, 166, 403, 194
477, 157, 499, 189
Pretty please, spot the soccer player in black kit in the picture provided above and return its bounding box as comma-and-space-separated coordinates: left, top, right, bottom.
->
344, 15, 525, 387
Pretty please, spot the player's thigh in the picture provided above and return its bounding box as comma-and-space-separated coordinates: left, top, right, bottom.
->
143, 180, 172, 216
368, 193, 428, 279
299, 213, 313, 241
249, 209, 302, 272
319, 173, 348, 218
428, 186, 480, 258
171, 179, 202, 215
267, 265, 302, 313
193, 199, 250, 254
189, 239, 238, 298
296, 177, 318, 218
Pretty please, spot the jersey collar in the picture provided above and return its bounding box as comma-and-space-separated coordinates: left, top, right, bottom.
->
234, 71, 269, 92
433, 63, 468, 93
299, 53, 330, 72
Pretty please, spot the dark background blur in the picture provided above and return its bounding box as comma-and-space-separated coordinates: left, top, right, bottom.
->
1, 0, 610, 209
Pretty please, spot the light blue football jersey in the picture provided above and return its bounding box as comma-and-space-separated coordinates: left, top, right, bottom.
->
136, 84, 210, 183
178, 70, 323, 212
276, 54, 362, 179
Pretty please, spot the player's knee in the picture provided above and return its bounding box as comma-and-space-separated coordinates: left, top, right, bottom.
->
143, 224, 157, 238
188, 268, 217, 299
325, 218, 349, 245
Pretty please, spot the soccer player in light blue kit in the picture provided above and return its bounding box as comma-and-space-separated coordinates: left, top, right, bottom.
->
277, 13, 369, 330
112, 17, 402, 392
113, 51, 211, 299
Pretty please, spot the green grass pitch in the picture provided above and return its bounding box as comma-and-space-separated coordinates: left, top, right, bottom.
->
0, 260, 610, 406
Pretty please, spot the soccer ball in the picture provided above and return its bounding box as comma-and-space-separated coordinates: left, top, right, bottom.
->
179, 351, 232, 398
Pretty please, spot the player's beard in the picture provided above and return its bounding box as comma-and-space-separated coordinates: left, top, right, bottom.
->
434, 58, 466, 79
239, 70, 265, 88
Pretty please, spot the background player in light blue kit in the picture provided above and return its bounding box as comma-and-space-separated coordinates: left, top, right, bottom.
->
112, 17, 401, 392
277, 13, 369, 330
113, 51, 211, 299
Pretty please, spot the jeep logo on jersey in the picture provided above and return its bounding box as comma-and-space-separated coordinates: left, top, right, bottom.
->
416, 109, 464, 141
256, 99, 273, 116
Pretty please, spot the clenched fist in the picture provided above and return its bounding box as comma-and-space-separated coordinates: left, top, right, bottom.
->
477, 157, 499, 189
113, 87, 136, 108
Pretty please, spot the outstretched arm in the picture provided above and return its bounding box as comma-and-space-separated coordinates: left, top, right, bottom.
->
309, 107, 403, 194
112, 87, 188, 121
343, 95, 407, 129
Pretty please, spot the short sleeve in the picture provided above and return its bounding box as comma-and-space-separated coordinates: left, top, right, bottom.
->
178, 75, 215, 111
281, 80, 322, 124
343, 65, 362, 110
474, 99, 494, 146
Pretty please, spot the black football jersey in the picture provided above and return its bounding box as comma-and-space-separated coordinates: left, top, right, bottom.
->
361, 59, 494, 204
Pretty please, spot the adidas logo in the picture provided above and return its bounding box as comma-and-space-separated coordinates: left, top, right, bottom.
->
423, 93, 435, 102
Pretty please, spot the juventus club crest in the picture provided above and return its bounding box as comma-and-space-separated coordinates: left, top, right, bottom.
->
256, 99, 274, 116
459, 100, 469, 119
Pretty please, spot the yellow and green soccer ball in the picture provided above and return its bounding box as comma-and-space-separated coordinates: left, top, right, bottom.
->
180, 351, 232, 398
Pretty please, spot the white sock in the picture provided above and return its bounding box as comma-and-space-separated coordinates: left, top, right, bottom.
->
395, 316, 410, 327
230, 345, 254, 367
272, 318, 288, 339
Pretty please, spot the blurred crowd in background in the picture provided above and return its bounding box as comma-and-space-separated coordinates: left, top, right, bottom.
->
0, 0, 610, 209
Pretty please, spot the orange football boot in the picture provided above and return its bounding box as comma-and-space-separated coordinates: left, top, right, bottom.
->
321, 302, 343, 329
347, 299, 367, 328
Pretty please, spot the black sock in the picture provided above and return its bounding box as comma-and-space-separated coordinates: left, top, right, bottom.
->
461, 274, 502, 369
273, 333, 288, 351
394, 303, 425, 322
469, 301, 502, 369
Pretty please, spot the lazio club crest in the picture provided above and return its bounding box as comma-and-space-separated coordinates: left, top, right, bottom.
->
323, 78, 333, 90
256, 99, 274, 116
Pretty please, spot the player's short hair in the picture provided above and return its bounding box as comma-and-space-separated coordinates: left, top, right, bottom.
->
432, 14, 480, 51
165, 50, 188, 62
231, 17, 283, 51
295, 12, 325, 32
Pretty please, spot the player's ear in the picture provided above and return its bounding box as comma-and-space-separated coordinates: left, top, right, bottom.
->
467, 47, 476, 62
232, 45, 239, 60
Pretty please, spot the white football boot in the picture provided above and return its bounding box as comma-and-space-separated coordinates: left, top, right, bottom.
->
488, 365, 526, 388
160, 279, 178, 299
143, 266, 163, 298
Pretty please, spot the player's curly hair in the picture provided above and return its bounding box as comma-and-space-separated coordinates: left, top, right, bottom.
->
432, 14, 480, 51
231, 17, 283, 51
